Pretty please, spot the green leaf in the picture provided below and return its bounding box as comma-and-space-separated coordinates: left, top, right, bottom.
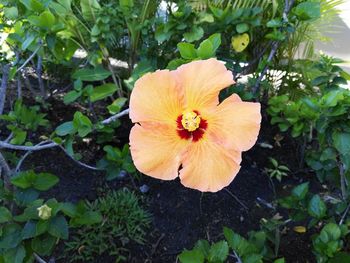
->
294, 2, 321, 21
177, 43, 197, 60
14, 188, 40, 206
72, 112, 92, 137
267, 19, 282, 28
274, 258, 285, 263
308, 194, 326, 219
183, 26, 204, 42
22, 220, 36, 239
61, 202, 77, 217
11, 171, 59, 191
208, 241, 229, 262
56, 121, 75, 136
20, 0, 44, 12
0, 223, 22, 249
236, 23, 249, 33
333, 132, 350, 156
64, 90, 82, 105
107, 97, 127, 114
72, 66, 111, 81
291, 182, 309, 200
208, 33, 221, 51
80, 0, 101, 21
31, 234, 56, 256
4, 7, 18, 20
48, 215, 69, 239
28, 11, 56, 30
197, 39, 214, 59
178, 248, 205, 263
3, 245, 26, 263
0, 206, 12, 223
329, 252, 350, 263
90, 83, 117, 102
33, 173, 59, 191
312, 76, 329, 86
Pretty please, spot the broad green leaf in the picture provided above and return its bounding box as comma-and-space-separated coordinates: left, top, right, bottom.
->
64, 90, 82, 104
267, 19, 282, 28
0, 223, 22, 249
72, 112, 92, 137
177, 43, 197, 59
107, 97, 127, 114
69, 211, 102, 226
308, 194, 326, 219
4, 7, 18, 20
0, 206, 12, 223
22, 220, 36, 239
208, 33, 221, 51
329, 252, 350, 263
3, 245, 26, 263
208, 241, 229, 262
56, 121, 75, 136
20, 0, 44, 12
197, 39, 214, 59
80, 0, 101, 21
48, 215, 69, 239
178, 248, 205, 263
31, 234, 56, 256
72, 66, 111, 81
236, 23, 249, 33
90, 83, 117, 102
333, 132, 350, 156
293, 2, 321, 21
33, 173, 59, 191
183, 26, 204, 42
291, 182, 309, 200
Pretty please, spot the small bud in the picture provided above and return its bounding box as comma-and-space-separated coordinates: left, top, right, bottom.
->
37, 204, 52, 220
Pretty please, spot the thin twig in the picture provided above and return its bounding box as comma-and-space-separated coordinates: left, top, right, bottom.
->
0, 151, 12, 191
34, 253, 47, 263
223, 188, 248, 210
0, 64, 10, 115
1, 140, 102, 171
233, 251, 243, 263
0, 140, 57, 151
101, 108, 130, 125
36, 54, 46, 99
339, 202, 350, 225
16, 44, 42, 73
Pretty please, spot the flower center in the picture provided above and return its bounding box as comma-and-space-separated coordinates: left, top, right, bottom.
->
181, 111, 201, 132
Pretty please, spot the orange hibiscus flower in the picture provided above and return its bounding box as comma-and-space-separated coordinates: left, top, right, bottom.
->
129, 58, 261, 192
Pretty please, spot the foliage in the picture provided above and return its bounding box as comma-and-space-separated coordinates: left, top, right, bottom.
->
178, 225, 286, 263
0, 170, 102, 262
63, 189, 151, 262
265, 158, 290, 182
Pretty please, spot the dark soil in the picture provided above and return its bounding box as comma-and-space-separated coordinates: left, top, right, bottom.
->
19, 108, 318, 263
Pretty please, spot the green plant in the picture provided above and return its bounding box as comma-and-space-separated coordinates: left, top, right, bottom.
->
64, 189, 151, 262
312, 222, 350, 263
265, 158, 290, 182
0, 170, 102, 262
0, 100, 49, 145
179, 226, 285, 263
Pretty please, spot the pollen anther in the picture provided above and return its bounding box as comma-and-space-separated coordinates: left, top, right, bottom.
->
181, 111, 201, 132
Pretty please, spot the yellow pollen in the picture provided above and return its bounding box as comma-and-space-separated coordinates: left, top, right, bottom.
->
181, 111, 201, 132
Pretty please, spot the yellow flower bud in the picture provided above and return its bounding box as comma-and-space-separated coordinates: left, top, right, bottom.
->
37, 204, 52, 220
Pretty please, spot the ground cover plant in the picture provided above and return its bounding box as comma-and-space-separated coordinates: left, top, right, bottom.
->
1, 0, 350, 262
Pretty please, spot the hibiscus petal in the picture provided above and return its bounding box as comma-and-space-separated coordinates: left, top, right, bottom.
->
207, 94, 261, 151
129, 70, 184, 124
174, 58, 234, 110
179, 139, 241, 192
129, 123, 189, 180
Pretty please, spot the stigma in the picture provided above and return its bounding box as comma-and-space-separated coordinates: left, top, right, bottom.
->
181, 111, 201, 132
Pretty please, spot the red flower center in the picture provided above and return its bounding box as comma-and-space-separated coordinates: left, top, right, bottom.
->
176, 110, 208, 142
